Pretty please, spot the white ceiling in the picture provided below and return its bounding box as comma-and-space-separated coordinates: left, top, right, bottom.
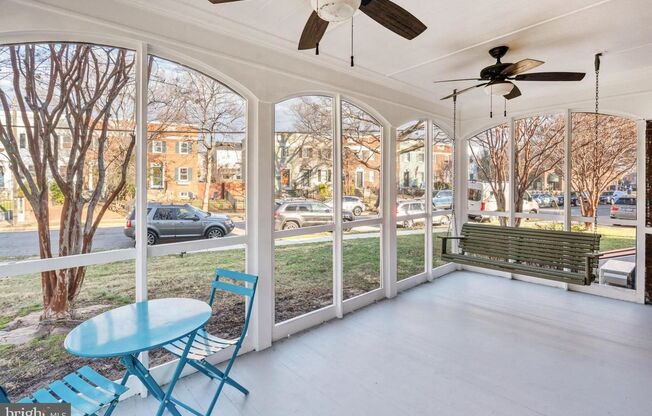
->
119, 0, 652, 117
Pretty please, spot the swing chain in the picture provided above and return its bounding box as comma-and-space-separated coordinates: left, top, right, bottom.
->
592, 53, 601, 234
449, 91, 457, 236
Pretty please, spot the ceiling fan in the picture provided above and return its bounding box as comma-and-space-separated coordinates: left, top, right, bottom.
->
208, 0, 427, 51
434, 46, 586, 101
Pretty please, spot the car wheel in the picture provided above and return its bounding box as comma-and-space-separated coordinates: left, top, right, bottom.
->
146, 230, 158, 246
282, 221, 300, 230
440, 215, 451, 225
206, 227, 225, 239
402, 220, 413, 228
529, 209, 538, 214
353, 207, 362, 216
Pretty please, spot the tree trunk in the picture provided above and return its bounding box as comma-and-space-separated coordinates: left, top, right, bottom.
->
202, 152, 214, 212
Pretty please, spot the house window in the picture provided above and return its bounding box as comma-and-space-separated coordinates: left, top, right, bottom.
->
300, 169, 311, 187
355, 170, 364, 189
369, 171, 375, 183
417, 153, 424, 162
150, 164, 164, 189
302, 147, 313, 159
19, 133, 26, 149
178, 142, 191, 154
61, 133, 73, 149
321, 148, 331, 160
177, 167, 191, 183
152, 141, 164, 153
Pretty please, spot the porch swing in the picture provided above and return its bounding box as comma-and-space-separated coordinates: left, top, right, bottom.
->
439, 55, 604, 286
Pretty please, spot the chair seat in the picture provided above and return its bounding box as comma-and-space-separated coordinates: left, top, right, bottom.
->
17, 366, 127, 416
164, 329, 237, 361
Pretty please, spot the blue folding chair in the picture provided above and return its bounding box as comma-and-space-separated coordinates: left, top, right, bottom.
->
0, 366, 128, 416
163, 268, 258, 416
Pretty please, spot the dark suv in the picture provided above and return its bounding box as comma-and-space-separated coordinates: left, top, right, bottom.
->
274, 200, 353, 231
124, 203, 235, 245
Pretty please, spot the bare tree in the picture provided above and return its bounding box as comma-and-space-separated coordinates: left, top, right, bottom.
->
571, 113, 637, 225
468, 124, 509, 224
0, 43, 135, 319
513, 115, 565, 225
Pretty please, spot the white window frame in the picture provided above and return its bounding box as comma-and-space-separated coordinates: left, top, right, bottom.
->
178, 167, 191, 183
152, 140, 164, 153
179, 141, 191, 154
150, 163, 164, 189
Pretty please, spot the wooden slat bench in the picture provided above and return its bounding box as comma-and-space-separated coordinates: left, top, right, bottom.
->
440, 223, 602, 285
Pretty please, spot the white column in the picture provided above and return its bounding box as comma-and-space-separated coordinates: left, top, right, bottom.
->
635, 119, 646, 304
454, 116, 467, 257
563, 109, 572, 231
135, 42, 148, 303
333, 95, 343, 318
508, 117, 516, 227
250, 100, 274, 350
425, 120, 434, 279
134, 41, 149, 395
383, 125, 397, 298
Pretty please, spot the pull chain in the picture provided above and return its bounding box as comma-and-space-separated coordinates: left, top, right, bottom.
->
315, 0, 320, 55
350, 17, 354, 67
503, 98, 507, 117
489, 85, 493, 118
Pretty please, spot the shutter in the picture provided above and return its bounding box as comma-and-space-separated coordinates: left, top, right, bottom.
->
148, 141, 153, 152
162, 141, 167, 153
176, 142, 180, 154
188, 168, 193, 181
175, 167, 180, 182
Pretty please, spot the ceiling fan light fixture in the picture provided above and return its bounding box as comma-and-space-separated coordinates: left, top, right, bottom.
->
311, 0, 361, 22
484, 81, 514, 96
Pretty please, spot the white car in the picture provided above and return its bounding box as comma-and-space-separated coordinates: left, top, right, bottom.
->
396, 200, 450, 227
325, 196, 367, 216
468, 181, 539, 221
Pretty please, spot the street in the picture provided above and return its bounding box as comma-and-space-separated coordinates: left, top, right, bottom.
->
0, 205, 622, 259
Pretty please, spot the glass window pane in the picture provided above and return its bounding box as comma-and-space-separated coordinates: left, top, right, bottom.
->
397, 120, 426, 202
514, 115, 565, 219
341, 101, 381, 219
432, 124, 453, 210
433, 214, 452, 269
571, 113, 637, 221
397, 223, 425, 281
343, 225, 381, 299
0, 261, 134, 399
147, 247, 246, 366
275, 233, 333, 323
274, 96, 334, 230
468, 124, 509, 219
146, 56, 246, 246
0, 43, 136, 268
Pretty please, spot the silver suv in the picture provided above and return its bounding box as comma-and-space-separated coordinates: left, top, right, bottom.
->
274, 200, 354, 231
124, 203, 235, 245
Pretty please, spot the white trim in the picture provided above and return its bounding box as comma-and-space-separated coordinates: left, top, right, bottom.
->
333, 94, 343, 319
396, 271, 429, 292
147, 236, 247, 257
342, 288, 385, 315
383, 126, 397, 299
635, 119, 646, 303
0, 249, 135, 278
425, 120, 434, 281
273, 305, 337, 340
273, 224, 335, 239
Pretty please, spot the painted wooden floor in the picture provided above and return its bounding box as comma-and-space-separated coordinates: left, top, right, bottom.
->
116, 271, 652, 416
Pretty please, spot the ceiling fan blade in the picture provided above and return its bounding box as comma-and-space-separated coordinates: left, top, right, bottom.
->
440, 83, 487, 100
513, 72, 586, 81
359, 0, 427, 40
503, 85, 521, 100
501, 59, 544, 76
433, 78, 483, 84
208, 0, 244, 3
298, 11, 330, 50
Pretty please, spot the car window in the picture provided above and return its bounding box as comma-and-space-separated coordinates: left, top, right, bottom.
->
177, 207, 197, 220
298, 205, 310, 212
284, 205, 297, 212
468, 189, 482, 201
312, 204, 330, 213
153, 207, 177, 221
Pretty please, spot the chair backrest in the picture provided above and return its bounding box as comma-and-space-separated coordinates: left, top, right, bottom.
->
0, 385, 9, 403
459, 223, 602, 273
208, 268, 258, 339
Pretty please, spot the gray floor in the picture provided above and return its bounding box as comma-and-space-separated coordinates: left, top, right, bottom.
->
116, 271, 652, 416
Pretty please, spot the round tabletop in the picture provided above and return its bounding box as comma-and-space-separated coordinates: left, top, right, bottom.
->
64, 298, 212, 358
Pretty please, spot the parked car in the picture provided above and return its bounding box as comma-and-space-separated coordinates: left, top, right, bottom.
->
610, 196, 636, 220
124, 203, 235, 245
600, 191, 627, 205
397, 200, 449, 227
531, 192, 553, 208
274, 200, 353, 230
432, 190, 453, 210
325, 196, 367, 216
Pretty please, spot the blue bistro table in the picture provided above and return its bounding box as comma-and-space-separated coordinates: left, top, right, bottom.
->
64, 298, 212, 416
